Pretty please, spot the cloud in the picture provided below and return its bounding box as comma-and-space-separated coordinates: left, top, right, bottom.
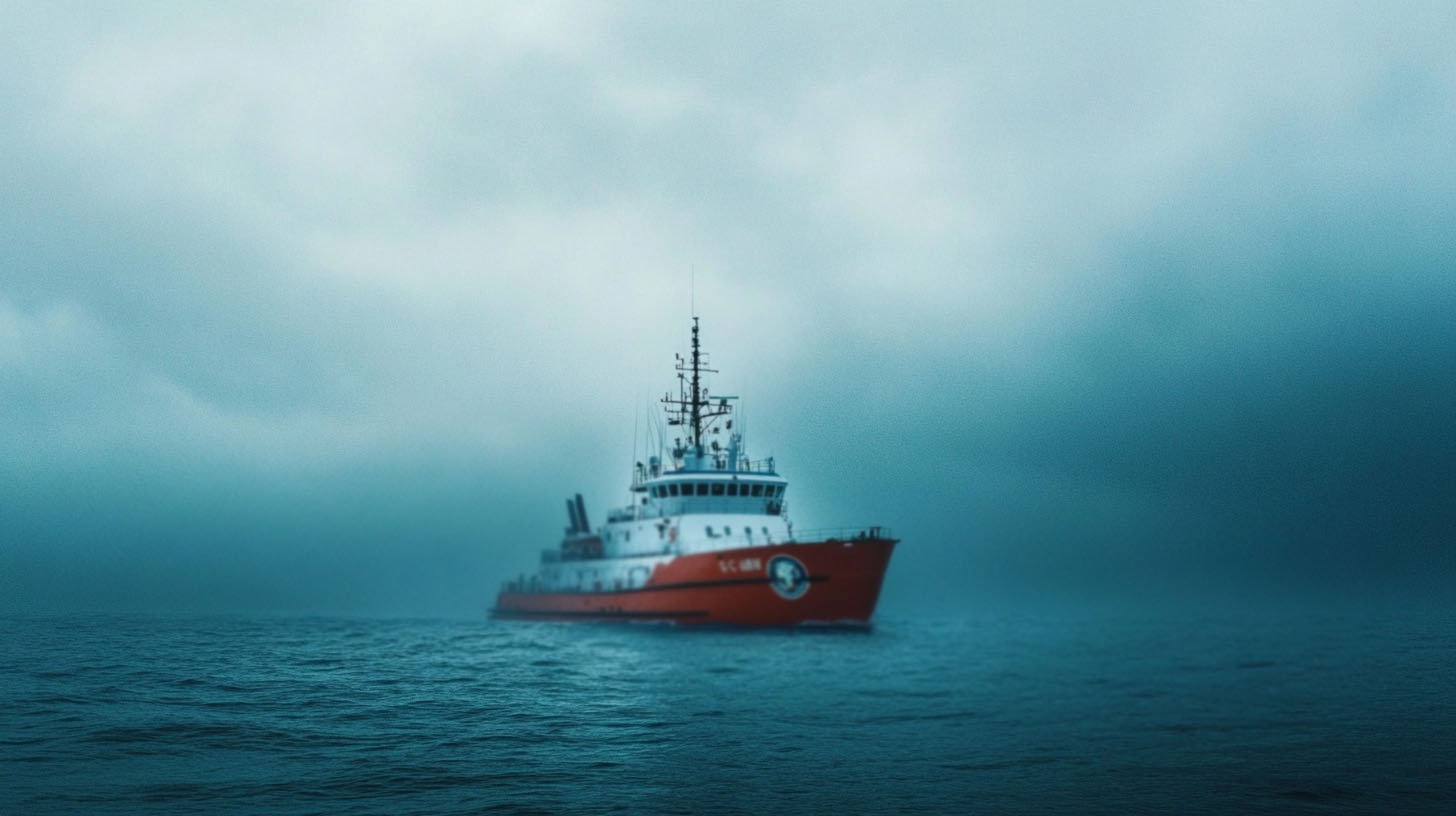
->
2, 1, 1453, 614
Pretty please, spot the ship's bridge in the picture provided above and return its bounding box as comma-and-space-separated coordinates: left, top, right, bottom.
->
602, 316, 791, 529
641, 472, 787, 517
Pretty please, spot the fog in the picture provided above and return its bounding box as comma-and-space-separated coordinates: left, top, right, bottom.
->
3, 2, 1452, 616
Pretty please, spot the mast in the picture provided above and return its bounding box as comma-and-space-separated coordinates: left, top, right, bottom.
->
662, 318, 733, 464
690, 317, 703, 452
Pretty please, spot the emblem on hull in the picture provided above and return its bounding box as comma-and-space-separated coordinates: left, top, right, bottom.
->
766, 554, 810, 599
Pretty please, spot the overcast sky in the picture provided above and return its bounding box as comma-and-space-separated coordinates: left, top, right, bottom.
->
3, 1, 1453, 616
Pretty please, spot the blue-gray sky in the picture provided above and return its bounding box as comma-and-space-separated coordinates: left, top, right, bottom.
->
3, 2, 1453, 615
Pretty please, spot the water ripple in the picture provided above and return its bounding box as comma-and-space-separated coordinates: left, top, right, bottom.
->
1, 613, 1452, 815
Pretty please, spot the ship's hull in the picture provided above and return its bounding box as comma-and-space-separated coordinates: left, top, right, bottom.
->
492, 537, 896, 626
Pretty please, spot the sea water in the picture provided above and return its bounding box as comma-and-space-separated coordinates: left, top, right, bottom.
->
3, 611, 1453, 814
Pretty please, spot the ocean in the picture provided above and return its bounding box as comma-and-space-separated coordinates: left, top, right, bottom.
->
3, 611, 1453, 815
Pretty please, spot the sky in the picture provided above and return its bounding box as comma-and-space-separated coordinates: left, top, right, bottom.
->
2, 1, 1453, 616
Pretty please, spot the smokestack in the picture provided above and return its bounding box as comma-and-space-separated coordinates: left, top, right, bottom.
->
574, 493, 590, 532
565, 499, 581, 534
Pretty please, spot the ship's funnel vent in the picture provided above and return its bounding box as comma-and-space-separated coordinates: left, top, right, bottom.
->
574, 493, 590, 533
565, 499, 582, 535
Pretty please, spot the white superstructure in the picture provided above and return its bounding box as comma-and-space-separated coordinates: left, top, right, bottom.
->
526, 318, 793, 593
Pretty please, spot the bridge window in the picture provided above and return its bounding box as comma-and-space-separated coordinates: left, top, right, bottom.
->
711, 483, 725, 496
668, 483, 679, 496
750, 484, 764, 497
727, 483, 739, 496
697, 483, 710, 496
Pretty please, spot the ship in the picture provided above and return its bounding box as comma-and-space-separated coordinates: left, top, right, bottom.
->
491, 319, 897, 626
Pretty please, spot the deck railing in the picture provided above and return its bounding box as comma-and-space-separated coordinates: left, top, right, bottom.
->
789, 525, 895, 543
505, 524, 896, 589
607, 498, 786, 523
631, 458, 779, 489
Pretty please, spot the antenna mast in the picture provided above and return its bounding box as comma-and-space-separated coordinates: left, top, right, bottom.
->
662, 318, 733, 461
690, 318, 702, 450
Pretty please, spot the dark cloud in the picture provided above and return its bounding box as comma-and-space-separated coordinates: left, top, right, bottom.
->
781, 108, 1456, 610
2, 2, 1453, 615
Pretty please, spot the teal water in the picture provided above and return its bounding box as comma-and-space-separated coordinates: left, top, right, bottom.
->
3, 612, 1453, 814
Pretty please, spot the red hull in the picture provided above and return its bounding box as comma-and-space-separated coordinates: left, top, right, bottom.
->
493, 537, 896, 626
